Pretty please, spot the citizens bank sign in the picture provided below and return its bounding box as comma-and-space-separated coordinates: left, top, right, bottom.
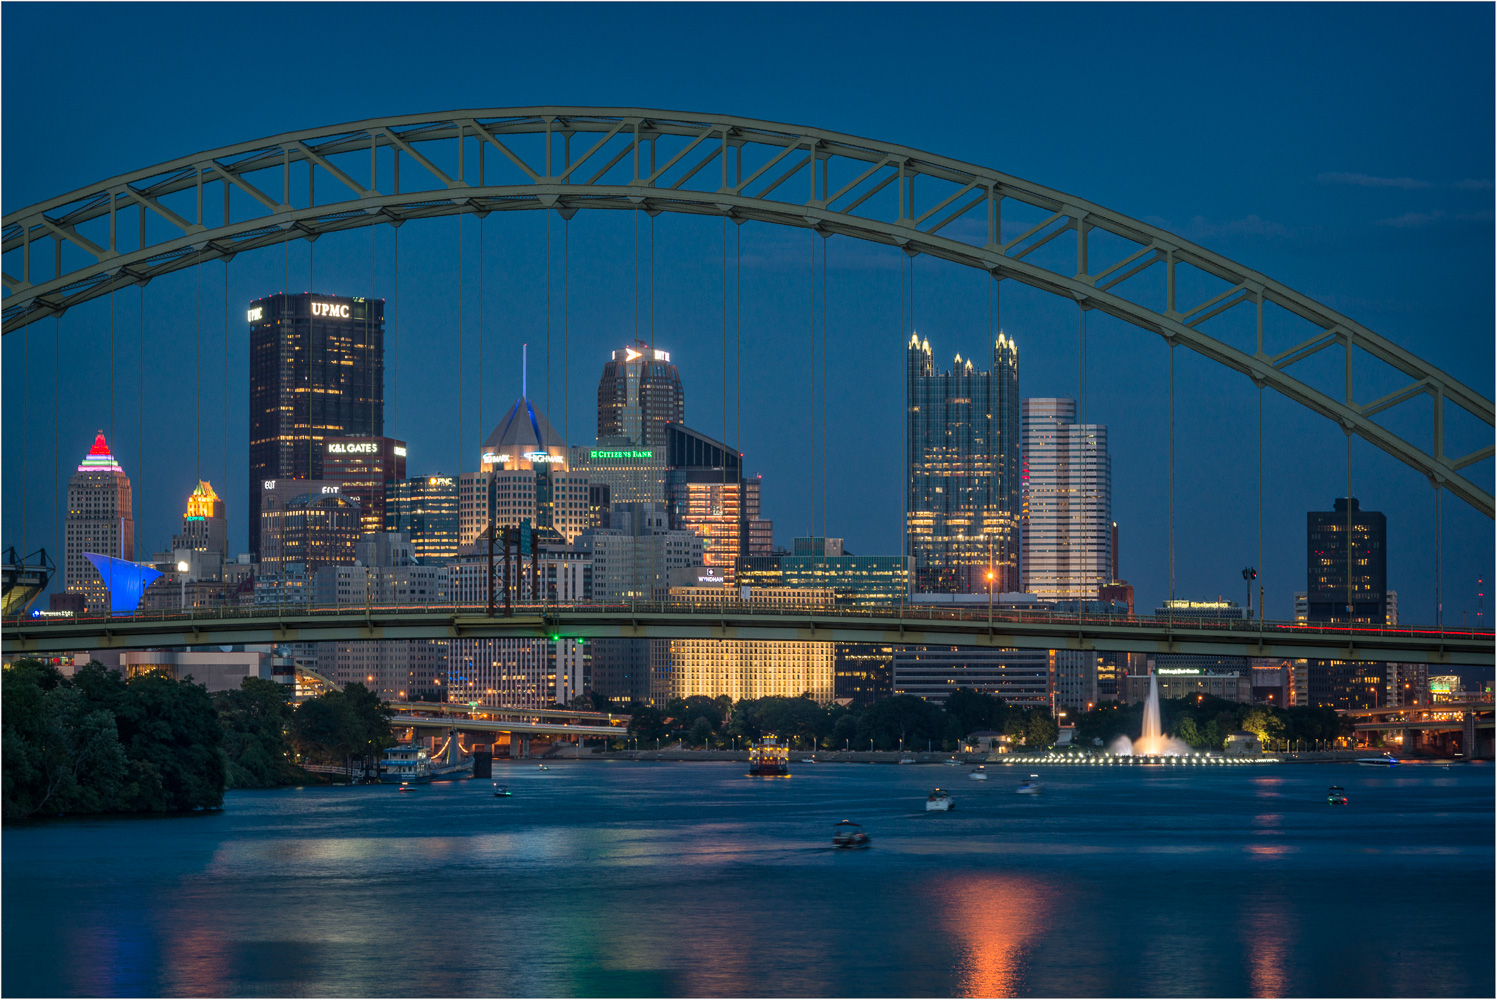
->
311, 301, 351, 318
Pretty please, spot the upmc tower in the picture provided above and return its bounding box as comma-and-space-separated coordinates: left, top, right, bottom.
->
248, 292, 385, 559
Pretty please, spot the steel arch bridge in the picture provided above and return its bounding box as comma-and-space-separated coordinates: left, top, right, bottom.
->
2, 107, 1491, 516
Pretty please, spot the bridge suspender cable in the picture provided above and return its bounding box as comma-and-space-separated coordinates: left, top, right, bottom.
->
1169, 342, 1176, 610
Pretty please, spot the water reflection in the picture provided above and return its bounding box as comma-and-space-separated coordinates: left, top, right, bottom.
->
935, 873, 1054, 997
1241, 888, 1293, 998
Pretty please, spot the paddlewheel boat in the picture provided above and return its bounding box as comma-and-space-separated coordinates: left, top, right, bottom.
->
749, 738, 790, 776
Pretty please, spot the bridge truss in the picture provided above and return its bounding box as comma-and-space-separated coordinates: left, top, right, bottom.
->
1, 108, 1491, 516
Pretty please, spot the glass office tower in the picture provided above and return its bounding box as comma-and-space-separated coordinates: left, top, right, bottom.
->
906, 333, 1021, 593
248, 292, 384, 559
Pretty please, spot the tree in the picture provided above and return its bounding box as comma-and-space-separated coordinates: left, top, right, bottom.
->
944, 688, 1003, 737
627, 705, 669, 743
689, 717, 713, 748
1023, 709, 1059, 748
216, 677, 301, 788
858, 695, 943, 750
2, 662, 128, 820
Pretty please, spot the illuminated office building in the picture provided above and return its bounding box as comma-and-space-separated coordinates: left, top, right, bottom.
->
664, 424, 772, 584
64, 432, 136, 615
258, 480, 362, 574
1021, 397, 1111, 601
735, 537, 912, 607
172, 481, 227, 562
386, 476, 460, 561
248, 292, 384, 559
597, 342, 685, 449
570, 444, 668, 506
322, 436, 406, 536
1305, 497, 1388, 710
446, 551, 591, 708
649, 587, 835, 705
460, 388, 589, 547
906, 333, 1021, 594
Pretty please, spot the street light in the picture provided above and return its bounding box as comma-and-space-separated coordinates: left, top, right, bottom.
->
176, 561, 190, 610
1242, 567, 1257, 617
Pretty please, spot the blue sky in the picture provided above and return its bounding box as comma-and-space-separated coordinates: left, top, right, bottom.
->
3, 2, 1492, 623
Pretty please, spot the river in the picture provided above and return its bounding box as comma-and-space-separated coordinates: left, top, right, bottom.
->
3, 760, 1492, 997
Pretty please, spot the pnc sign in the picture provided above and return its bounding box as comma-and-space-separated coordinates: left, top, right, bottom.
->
311, 301, 351, 318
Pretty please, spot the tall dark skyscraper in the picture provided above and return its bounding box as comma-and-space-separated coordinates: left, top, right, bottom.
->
597, 342, 685, 449
248, 292, 384, 559
906, 332, 1021, 594
1306, 496, 1388, 709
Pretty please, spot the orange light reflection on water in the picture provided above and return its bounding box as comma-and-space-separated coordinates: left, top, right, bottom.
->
934, 873, 1055, 997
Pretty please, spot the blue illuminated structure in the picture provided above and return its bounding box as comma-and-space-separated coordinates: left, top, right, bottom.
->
83, 553, 163, 615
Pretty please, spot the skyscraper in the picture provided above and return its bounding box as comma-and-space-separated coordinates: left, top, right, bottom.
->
64, 432, 135, 614
663, 424, 772, 584
1305, 497, 1388, 710
1021, 398, 1112, 601
322, 436, 406, 536
386, 476, 460, 561
906, 333, 1021, 594
248, 292, 384, 559
461, 386, 590, 547
172, 481, 227, 562
597, 342, 685, 449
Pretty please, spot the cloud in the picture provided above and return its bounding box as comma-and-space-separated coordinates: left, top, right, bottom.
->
1451, 178, 1494, 191
1160, 214, 1289, 241
1318, 172, 1430, 190
1374, 209, 1494, 228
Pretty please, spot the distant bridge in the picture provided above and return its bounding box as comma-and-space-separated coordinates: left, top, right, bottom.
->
4, 602, 1491, 666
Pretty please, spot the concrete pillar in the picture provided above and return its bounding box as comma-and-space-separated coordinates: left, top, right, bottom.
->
1402, 728, 1418, 754
1462, 713, 1475, 757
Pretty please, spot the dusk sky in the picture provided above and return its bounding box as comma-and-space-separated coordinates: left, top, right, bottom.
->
3, 2, 1492, 624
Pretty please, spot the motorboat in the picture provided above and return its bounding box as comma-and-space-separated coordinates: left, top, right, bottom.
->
943, 758, 963, 766
1355, 757, 1399, 767
537, 763, 550, 771
897, 756, 916, 765
926, 788, 955, 811
398, 781, 413, 793
968, 765, 989, 780
800, 755, 817, 763
832, 820, 871, 849
493, 783, 512, 798
1016, 778, 1042, 794
1327, 785, 1348, 805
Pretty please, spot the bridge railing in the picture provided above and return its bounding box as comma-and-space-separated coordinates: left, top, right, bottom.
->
9, 598, 1492, 643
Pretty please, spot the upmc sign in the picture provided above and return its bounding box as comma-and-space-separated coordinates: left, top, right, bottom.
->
311, 301, 351, 318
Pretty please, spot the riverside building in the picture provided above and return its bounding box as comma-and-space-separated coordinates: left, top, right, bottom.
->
1021, 397, 1112, 601
906, 333, 1021, 594
649, 587, 836, 704
735, 537, 912, 607
247, 292, 384, 559
663, 424, 772, 585
1305, 497, 1389, 710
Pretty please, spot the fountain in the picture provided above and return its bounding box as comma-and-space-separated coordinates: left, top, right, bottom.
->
1110, 672, 1191, 756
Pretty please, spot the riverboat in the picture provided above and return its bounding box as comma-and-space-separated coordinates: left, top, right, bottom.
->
749, 738, 790, 776
381, 744, 431, 783
832, 820, 871, 848
1327, 785, 1348, 805
926, 788, 955, 811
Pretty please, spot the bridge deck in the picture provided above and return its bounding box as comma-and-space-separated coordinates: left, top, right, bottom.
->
4, 602, 1491, 666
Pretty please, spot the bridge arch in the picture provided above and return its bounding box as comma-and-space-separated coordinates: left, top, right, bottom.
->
2, 107, 1491, 515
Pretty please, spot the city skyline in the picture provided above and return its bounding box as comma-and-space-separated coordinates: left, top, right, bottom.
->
3, 6, 1491, 629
